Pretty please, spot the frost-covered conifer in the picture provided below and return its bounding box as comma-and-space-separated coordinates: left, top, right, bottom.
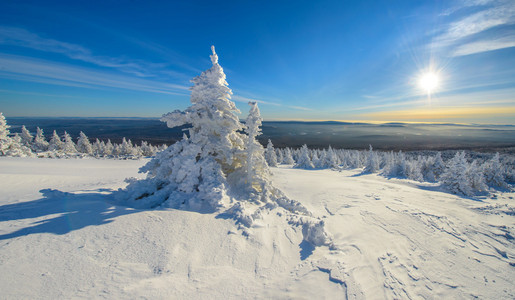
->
120, 137, 134, 156
264, 139, 278, 167
275, 148, 283, 164
33, 127, 49, 152
120, 46, 247, 210
62, 131, 77, 154
364, 145, 380, 173
467, 160, 487, 193
76, 131, 93, 155
239, 102, 270, 198
0, 112, 12, 155
48, 130, 64, 152
324, 146, 340, 168
20, 125, 33, 148
104, 139, 114, 156
283, 147, 295, 164
294, 144, 315, 169
433, 152, 446, 179
140, 141, 154, 157
440, 151, 473, 196
482, 153, 508, 188
5, 133, 33, 157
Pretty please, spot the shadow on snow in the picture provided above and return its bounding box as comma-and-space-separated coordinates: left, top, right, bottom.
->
0, 189, 140, 241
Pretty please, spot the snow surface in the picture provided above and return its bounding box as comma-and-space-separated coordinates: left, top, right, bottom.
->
1, 157, 514, 299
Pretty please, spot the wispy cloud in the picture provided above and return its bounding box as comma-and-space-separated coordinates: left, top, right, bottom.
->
232, 95, 312, 111
0, 26, 191, 79
434, 0, 515, 56
0, 54, 189, 95
452, 34, 515, 56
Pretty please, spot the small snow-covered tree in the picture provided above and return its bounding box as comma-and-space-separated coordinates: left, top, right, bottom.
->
48, 130, 64, 152
76, 131, 93, 155
240, 102, 270, 197
104, 139, 114, 156
364, 145, 380, 173
283, 147, 295, 164
62, 131, 77, 154
433, 152, 446, 179
33, 127, 49, 152
264, 139, 278, 167
294, 144, 315, 169
440, 151, 473, 196
0, 112, 12, 155
482, 153, 508, 189
467, 160, 488, 193
5, 133, 33, 157
120, 137, 134, 156
275, 148, 283, 164
20, 125, 33, 148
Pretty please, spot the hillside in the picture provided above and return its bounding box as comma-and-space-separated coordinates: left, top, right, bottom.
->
0, 157, 514, 299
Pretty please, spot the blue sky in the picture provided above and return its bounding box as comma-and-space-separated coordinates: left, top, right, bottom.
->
0, 0, 514, 123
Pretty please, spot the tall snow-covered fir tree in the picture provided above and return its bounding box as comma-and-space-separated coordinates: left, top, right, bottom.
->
119, 46, 247, 210
117, 46, 331, 247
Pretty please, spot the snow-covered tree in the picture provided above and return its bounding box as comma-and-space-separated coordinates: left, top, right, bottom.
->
62, 131, 77, 154
0, 112, 12, 155
5, 133, 33, 157
264, 139, 278, 167
482, 153, 508, 189
48, 130, 64, 152
240, 102, 270, 198
76, 131, 93, 155
104, 139, 114, 156
440, 151, 473, 196
294, 144, 315, 169
275, 148, 283, 164
120, 137, 135, 156
433, 152, 446, 179
364, 145, 380, 173
19, 125, 33, 148
33, 127, 49, 152
120, 46, 247, 210
283, 147, 295, 164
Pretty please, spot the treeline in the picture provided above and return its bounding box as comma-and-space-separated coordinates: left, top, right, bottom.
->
0, 113, 166, 158
264, 141, 514, 197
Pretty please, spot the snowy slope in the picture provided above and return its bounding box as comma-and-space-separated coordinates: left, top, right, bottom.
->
0, 157, 514, 299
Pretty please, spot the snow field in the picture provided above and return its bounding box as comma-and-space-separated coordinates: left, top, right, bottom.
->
0, 158, 514, 299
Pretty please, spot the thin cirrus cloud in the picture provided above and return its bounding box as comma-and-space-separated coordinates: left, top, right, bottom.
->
0, 53, 190, 95
434, 0, 515, 56
0, 26, 187, 78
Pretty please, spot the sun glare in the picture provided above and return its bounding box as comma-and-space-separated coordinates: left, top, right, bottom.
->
419, 72, 439, 94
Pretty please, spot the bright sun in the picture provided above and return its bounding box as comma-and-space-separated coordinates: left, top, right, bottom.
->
419, 72, 439, 94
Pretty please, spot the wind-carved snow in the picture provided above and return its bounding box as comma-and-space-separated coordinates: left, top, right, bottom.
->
116, 46, 332, 248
